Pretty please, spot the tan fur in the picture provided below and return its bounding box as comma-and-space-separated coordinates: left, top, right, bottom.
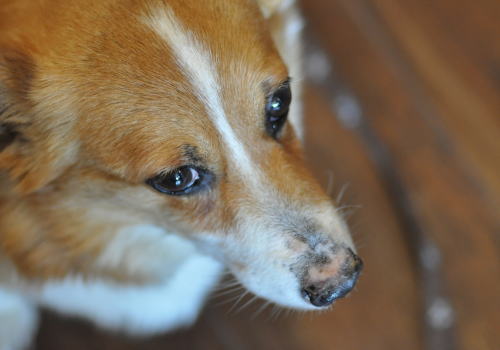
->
0, 0, 324, 283
0, 4, 361, 338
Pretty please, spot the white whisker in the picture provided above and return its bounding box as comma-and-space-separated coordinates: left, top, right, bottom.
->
228, 290, 250, 313
336, 182, 350, 204
251, 301, 271, 320
234, 295, 258, 314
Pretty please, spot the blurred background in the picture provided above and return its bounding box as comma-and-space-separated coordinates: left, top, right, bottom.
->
35, 0, 499, 349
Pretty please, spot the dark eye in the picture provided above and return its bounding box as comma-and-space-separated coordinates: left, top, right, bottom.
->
146, 166, 209, 195
266, 82, 291, 138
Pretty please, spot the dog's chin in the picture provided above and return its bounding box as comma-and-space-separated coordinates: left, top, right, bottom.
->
245, 285, 322, 311
230, 270, 319, 311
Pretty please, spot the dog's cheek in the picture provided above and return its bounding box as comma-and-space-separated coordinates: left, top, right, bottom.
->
0, 137, 77, 194
0, 51, 78, 194
0, 197, 101, 280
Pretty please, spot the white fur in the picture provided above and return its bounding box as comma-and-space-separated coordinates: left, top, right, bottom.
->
272, 3, 305, 140
219, 222, 315, 310
258, 0, 295, 18
95, 225, 198, 281
283, 7, 304, 48
0, 289, 38, 350
196, 203, 355, 310
36, 253, 223, 335
144, 8, 258, 179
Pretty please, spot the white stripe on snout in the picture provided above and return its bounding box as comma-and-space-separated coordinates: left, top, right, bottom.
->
144, 8, 257, 178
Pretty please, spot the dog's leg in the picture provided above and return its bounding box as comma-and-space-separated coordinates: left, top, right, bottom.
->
0, 289, 38, 350
36, 253, 223, 336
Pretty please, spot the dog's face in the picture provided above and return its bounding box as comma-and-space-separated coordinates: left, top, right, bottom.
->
0, 0, 361, 309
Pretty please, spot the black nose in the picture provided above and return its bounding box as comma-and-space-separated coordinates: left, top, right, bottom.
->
302, 250, 363, 307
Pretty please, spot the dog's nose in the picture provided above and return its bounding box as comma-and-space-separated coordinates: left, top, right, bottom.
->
302, 249, 363, 307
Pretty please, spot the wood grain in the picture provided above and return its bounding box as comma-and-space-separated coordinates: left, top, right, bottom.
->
301, 1, 500, 349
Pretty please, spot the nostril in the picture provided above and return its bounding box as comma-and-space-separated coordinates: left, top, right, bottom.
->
302, 284, 318, 300
302, 284, 334, 307
304, 285, 316, 293
303, 250, 363, 308
303, 274, 360, 307
347, 248, 364, 275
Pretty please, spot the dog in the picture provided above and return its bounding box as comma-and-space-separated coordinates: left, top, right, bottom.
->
0, 0, 363, 348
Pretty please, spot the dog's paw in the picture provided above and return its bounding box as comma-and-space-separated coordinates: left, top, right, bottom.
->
0, 289, 38, 350
37, 253, 223, 336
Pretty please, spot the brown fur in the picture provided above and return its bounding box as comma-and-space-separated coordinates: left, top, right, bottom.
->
0, 0, 331, 284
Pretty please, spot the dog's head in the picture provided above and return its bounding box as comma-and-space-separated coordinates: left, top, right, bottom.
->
0, 0, 361, 309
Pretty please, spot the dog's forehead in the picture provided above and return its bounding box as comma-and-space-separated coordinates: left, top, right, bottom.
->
133, 0, 289, 120
119, 1, 289, 176
144, 0, 284, 68
140, 0, 288, 94
64, 0, 289, 182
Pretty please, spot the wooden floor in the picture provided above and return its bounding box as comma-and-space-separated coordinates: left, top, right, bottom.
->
35, 1, 499, 349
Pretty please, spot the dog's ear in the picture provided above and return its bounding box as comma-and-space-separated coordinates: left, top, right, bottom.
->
256, 0, 294, 18
0, 49, 77, 193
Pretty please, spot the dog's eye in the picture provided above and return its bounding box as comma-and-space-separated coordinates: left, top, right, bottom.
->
146, 166, 206, 195
266, 82, 291, 138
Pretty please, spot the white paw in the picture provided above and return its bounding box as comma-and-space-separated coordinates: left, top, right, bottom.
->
0, 289, 38, 350
37, 254, 223, 336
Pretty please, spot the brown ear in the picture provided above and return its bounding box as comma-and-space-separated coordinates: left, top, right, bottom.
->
256, 0, 292, 18
0, 49, 77, 193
